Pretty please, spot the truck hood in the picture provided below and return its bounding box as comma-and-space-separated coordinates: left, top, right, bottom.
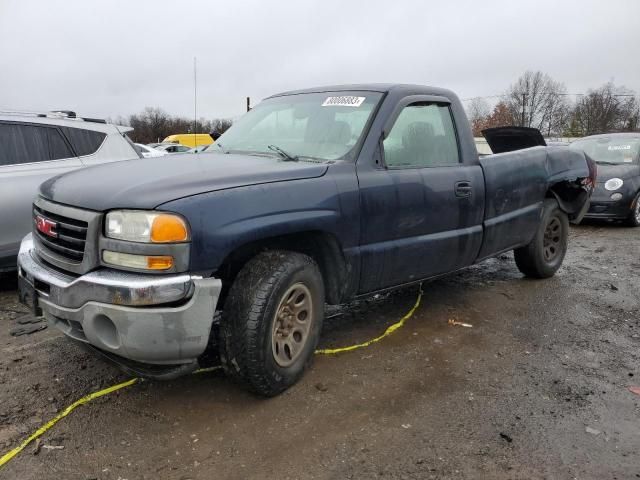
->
594, 163, 638, 183
40, 153, 329, 211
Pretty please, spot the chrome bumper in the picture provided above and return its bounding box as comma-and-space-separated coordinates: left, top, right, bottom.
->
18, 233, 221, 366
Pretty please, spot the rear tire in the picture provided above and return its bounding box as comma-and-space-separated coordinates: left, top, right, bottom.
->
625, 192, 640, 227
514, 199, 569, 278
219, 250, 324, 397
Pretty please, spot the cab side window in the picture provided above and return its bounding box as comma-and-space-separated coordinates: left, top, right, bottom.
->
383, 103, 460, 168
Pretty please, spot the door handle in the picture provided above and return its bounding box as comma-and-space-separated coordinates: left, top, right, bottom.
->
455, 181, 472, 197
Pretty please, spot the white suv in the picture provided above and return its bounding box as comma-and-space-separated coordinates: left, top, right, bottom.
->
0, 111, 140, 272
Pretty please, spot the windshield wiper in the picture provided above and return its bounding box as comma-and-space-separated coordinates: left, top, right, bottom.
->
268, 144, 298, 162
214, 142, 228, 154
596, 161, 620, 165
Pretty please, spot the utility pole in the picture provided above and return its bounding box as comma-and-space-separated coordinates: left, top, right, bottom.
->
246, 97, 251, 112
521, 93, 526, 127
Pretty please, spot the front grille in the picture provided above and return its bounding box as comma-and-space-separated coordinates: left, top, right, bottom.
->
32, 197, 100, 275
590, 203, 609, 213
33, 204, 88, 263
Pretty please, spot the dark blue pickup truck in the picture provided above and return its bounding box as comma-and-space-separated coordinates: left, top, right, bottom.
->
18, 84, 595, 396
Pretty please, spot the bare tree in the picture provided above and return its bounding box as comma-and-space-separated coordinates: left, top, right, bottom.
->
129, 107, 172, 143
466, 98, 490, 121
210, 118, 233, 136
504, 71, 568, 134
467, 101, 517, 135
479, 101, 516, 132
545, 100, 572, 137
126, 107, 234, 144
466, 98, 491, 136
569, 82, 639, 136
105, 115, 130, 126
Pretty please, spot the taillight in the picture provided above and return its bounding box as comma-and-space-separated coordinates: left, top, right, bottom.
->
584, 154, 597, 190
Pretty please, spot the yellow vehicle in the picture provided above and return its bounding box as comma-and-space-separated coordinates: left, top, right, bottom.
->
163, 133, 213, 148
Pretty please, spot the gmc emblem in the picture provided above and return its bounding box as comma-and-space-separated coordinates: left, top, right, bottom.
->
35, 215, 58, 238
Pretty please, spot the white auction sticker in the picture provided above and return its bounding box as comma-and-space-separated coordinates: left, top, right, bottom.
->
322, 96, 366, 107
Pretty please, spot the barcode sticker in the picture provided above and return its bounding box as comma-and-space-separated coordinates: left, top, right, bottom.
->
322, 96, 366, 107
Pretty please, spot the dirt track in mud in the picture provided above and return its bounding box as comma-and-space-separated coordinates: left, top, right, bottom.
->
0, 222, 639, 480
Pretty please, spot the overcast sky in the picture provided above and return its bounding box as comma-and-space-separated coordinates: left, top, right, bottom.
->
1, 0, 638, 121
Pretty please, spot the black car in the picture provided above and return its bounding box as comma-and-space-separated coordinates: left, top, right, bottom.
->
570, 133, 640, 226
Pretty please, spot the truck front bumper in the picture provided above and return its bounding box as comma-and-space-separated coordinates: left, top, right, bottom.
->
17, 234, 221, 374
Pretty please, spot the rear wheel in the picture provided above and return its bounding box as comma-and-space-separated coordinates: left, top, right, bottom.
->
514, 199, 569, 278
625, 192, 640, 227
219, 250, 324, 397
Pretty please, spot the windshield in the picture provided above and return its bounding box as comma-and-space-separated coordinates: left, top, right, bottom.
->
206, 91, 383, 161
570, 136, 640, 164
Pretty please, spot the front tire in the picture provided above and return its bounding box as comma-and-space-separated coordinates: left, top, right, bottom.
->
625, 192, 640, 227
219, 250, 324, 397
514, 199, 569, 278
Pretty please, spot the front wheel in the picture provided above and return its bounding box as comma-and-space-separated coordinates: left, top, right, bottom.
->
219, 250, 324, 397
514, 199, 569, 278
625, 192, 640, 227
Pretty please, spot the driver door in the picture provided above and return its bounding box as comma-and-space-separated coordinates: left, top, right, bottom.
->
356, 99, 484, 292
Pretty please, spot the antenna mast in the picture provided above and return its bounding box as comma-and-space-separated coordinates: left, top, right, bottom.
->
193, 57, 197, 146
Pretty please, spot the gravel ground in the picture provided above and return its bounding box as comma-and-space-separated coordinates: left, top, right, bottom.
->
0, 222, 639, 479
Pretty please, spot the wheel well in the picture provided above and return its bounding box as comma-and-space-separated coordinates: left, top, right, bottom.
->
547, 180, 589, 219
214, 231, 350, 306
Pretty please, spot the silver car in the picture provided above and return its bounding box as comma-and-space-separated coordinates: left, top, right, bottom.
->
0, 111, 140, 271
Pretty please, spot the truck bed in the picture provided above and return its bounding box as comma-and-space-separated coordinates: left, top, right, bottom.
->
477, 146, 591, 259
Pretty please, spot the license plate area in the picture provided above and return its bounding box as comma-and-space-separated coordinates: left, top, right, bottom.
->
18, 275, 42, 317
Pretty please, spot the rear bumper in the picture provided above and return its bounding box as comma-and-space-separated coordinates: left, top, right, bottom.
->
17, 233, 221, 368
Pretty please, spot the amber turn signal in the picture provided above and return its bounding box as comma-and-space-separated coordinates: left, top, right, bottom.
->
146, 255, 174, 270
150, 215, 189, 243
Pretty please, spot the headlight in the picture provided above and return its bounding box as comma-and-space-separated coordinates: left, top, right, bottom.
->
106, 211, 189, 243
604, 178, 624, 191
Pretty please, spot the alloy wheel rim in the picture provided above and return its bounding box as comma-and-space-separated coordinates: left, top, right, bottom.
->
543, 216, 562, 262
271, 283, 313, 367
635, 200, 640, 223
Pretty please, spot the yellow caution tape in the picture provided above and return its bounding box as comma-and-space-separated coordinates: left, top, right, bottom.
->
194, 366, 222, 374
0, 287, 422, 468
0, 378, 138, 468
316, 285, 423, 355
